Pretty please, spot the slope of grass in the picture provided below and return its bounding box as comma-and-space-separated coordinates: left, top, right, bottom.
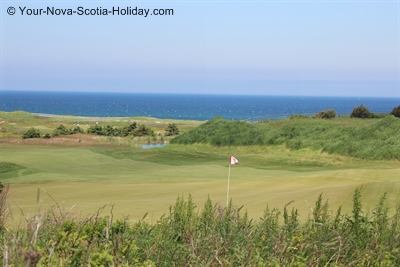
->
172, 116, 400, 160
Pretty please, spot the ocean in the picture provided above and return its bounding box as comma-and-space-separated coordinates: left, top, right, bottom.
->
1, 91, 399, 121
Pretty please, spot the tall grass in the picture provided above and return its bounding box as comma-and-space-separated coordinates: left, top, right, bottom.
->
172, 116, 400, 160
1, 187, 399, 266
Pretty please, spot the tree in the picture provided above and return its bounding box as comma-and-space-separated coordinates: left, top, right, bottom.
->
22, 127, 41, 139
87, 125, 105, 135
390, 105, 400, 118
165, 123, 180, 136
103, 125, 116, 136
122, 122, 137, 136
350, 105, 372, 118
135, 124, 154, 137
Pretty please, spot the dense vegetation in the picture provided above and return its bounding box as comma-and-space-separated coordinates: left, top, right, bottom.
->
20, 122, 178, 140
172, 115, 400, 160
390, 105, 400, 118
313, 109, 336, 119
350, 105, 373, 118
1, 185, 399, 266
22, 127, 41, 139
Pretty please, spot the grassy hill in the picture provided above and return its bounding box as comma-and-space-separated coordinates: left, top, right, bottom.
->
172, 116, 400, 160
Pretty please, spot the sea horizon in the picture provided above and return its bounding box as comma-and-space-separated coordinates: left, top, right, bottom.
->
2, 89, 399, 98
1, 90, 399, 121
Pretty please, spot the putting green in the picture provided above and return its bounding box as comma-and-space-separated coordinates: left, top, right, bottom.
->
2, 145, 399, 225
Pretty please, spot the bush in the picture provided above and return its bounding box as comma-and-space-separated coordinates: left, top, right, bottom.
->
314, 109, 336, 119
390, 105, 400, 118
42, 133, 51, 139
87, 125, 105, 135
22, 127, 41, 139
350, 105, 372, 118
289, 114, 311, 119
71, 126, 84, 134
134, 124, 154, 137
165, 123, 180, 136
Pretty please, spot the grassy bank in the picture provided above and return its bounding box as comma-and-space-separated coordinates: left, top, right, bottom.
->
172, 116, 400, 160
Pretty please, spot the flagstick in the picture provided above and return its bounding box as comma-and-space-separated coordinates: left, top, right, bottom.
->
227, 163, 231, 207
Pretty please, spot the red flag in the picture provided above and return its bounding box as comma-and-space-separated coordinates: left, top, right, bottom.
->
229, 156, 239, 165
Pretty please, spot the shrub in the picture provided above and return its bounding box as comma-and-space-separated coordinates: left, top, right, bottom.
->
42, 133, 51, 139
71, 126, 84, 134
350, 105, 372, 118
390, 105, 400, 118
87, 125, 105, 135
165, 123, 180, 136
22, 127, 41, 139
314, 109, 336, 119
134, 124, 154, 137
289, 114, 311, 119
122, 122, 137, 136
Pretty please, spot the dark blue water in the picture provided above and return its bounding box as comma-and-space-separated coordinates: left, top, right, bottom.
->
1, 91, 398, 121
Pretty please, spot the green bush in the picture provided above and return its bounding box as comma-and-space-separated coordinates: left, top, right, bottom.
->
289, 114, 311, 119
134, 124, 154, 137
52, 124, 83, 137
390, 105, 400, 118
350, 105, 372, 118
314, 109, 336, 119
42, 133, 51, 139
165, 123, 180, 136
87, 123, 154, 137
22, 127, 41, 139
87, 125, 105, 135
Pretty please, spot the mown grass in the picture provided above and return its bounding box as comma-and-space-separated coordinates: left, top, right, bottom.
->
2, 143, 399, 226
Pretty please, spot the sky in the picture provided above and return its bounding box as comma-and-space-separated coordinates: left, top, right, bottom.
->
1, 1, 399, 97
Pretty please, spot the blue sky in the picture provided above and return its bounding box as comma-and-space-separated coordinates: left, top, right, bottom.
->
1, 1, 399, 97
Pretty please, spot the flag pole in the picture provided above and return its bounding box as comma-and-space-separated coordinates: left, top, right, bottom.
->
227, 163, 231, 207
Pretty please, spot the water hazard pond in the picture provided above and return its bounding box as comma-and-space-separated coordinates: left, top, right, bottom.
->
141, 144, 168, 149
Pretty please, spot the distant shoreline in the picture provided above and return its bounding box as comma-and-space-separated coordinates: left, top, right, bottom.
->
2, 92, 398, 120
0, 110, 206, 123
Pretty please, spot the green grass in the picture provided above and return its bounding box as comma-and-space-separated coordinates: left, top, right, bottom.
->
1, 112, 399, 226
2, 144, 399, 225
2, 112, 400, 265
0, 111, 204, 137
172, 116, 400, 160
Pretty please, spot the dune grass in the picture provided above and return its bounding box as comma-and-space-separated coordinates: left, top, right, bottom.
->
172, 116, 400, 160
